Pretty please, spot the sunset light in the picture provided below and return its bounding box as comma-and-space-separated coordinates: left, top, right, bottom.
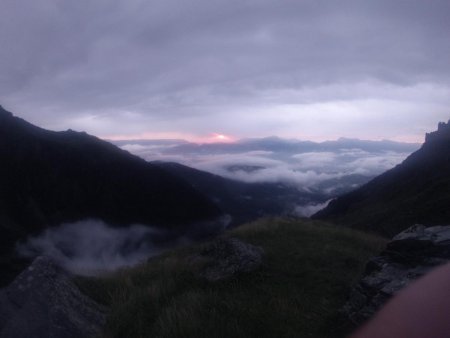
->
214, 133, 229, 141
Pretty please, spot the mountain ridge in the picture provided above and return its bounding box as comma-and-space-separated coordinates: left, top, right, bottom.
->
313, 119, 450, 237
0, 106, 223, 284
0, 106, 223, 232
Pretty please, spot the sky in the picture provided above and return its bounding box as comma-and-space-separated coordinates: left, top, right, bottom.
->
1, 0, 450, 142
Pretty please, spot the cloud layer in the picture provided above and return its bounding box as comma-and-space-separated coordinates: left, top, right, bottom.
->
1, 0, 449, 141
116, 137, 419, 192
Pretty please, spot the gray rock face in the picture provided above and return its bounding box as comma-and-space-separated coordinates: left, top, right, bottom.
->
425, 119, 450, 143
0, 256, 106, 338
344, 224, 450, 325
196, 237, 264, 282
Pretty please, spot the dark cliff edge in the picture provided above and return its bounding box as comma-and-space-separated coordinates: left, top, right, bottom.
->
313, 120, 450, 238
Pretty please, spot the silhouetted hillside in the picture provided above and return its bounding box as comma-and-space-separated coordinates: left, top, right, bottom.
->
0, 106, 222, 282
314, 120, 450, 237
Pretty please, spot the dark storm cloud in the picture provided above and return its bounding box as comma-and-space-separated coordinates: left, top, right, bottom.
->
1, 0, 449, 138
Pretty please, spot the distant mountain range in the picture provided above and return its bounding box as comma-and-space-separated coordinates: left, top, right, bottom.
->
162, 136, 420, 155
113, 135, 420, 210
114, 136, 420, 159
314, 120, 450, 237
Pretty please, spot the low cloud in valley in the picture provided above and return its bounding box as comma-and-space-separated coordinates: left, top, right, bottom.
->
115, 137, 419, 193
16, 220, 187, 275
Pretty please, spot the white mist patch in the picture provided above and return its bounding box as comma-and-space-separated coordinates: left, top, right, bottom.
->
294, 200, 332, 217
16, 220, 180, 276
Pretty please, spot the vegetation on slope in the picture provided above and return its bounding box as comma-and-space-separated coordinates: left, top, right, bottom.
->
314, 121, 450, 237
77, 218, 385, 338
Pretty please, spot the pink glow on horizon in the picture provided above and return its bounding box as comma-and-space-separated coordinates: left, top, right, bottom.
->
204, 133, 236, 143
100, 131, 423, 144
99, 126, 424, 144
101, 131, 238, 144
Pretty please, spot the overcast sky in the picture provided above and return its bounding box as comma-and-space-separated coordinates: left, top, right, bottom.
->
1, 0, 449, 142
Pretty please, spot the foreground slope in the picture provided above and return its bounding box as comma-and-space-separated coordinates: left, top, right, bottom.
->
0, 106, 221, 281
314, 120, 450, 237
78, 218, 385, 338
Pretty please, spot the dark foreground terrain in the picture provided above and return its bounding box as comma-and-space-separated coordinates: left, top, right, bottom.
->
77, 218, 385, 338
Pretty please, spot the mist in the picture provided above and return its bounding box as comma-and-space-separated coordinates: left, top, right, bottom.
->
115, 138, 419, 193
15, 220, 191, 275
293, 200, 332, 217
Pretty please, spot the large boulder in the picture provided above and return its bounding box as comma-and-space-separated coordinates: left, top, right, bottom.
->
343, 224, 450, 325
0, 256, 106, 338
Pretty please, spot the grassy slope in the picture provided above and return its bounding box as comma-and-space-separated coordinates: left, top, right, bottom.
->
314, 134, 450, 238
77, 219, 385, 338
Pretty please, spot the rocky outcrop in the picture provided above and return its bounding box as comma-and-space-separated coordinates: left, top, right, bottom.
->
425, 119, 450, 143
194, 237, 264, 282
343, 224, 450, 325
0, 256, 106, 338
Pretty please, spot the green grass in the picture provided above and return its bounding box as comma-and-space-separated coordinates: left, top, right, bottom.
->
76, 218, 386, 338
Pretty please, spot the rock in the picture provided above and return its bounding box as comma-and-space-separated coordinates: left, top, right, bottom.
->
343, 224, 450, 325
195, 237, 264, 282
425, 119, 450, 143
0, 256, 106, 338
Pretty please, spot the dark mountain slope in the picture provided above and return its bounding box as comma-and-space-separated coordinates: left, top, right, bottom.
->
153, 162, 327, 226
0, 106, 222, 254
313, 120, 450, 237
